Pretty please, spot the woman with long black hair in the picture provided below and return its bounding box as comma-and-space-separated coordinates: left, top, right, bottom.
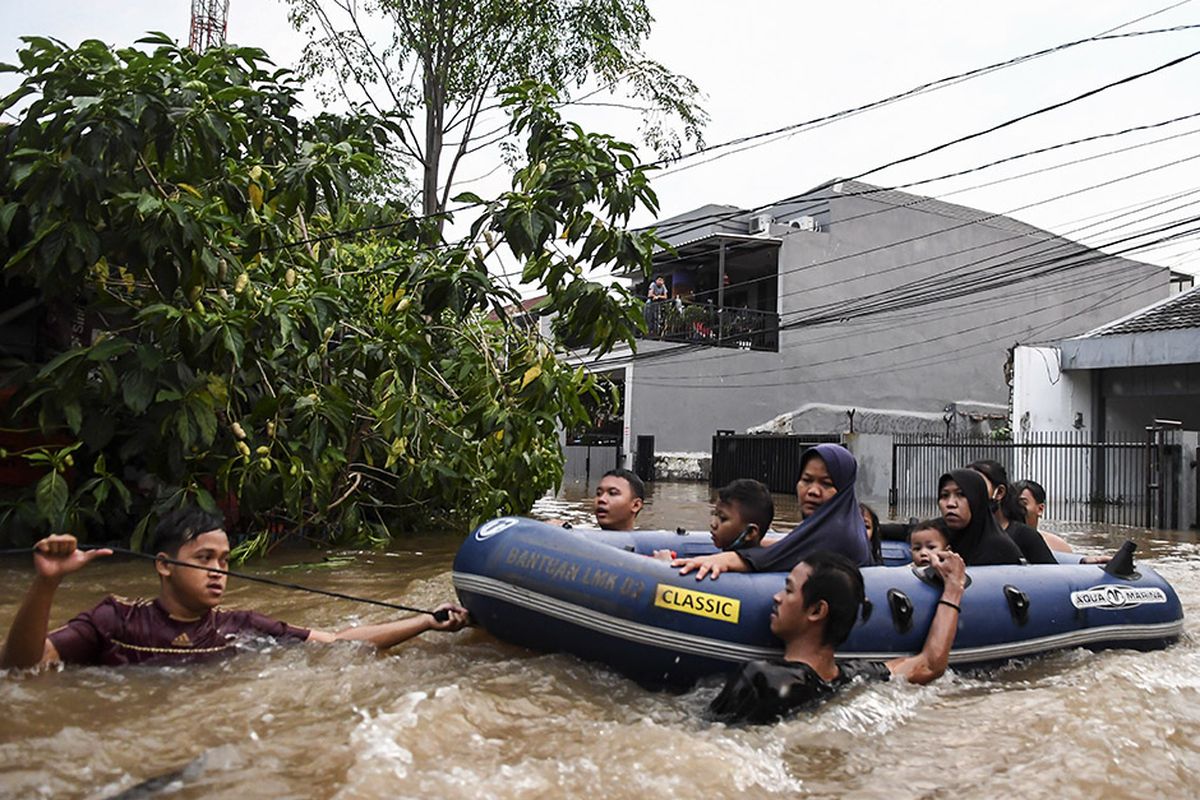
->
966, 460, 1056, 564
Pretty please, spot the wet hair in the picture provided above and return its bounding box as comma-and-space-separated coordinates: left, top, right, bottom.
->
859, 503, 882, 565
966, 459, 1025, 524
149, 505, 226, 556
718, 479, 774, 533
1015, 479, 1046, 505
601, 468, 645, 500
908, 517, 951, 546
799, 552, 865, 647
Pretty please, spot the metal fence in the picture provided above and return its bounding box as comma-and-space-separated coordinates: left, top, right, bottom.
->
889, 430, 1183, 528
711, 432, 844, 494
562, 436, 621, 485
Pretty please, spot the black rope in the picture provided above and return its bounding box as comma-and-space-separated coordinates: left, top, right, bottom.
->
0, 545, 450, 621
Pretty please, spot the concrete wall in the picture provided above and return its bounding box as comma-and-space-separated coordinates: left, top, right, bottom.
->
625, 190, 1167, 453
1012, 346, 1094, 434
844, 433, 893, 508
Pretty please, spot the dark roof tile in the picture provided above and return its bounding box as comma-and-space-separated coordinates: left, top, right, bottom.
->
1086, 285, 1200, 336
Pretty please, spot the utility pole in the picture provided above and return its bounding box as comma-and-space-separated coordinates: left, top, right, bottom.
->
189, 0, 230, 52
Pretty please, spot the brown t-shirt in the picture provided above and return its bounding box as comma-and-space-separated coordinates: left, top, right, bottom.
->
47, 595, 311, 666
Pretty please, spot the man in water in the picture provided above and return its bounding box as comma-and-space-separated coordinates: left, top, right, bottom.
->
0, 506, 469, 669
592, 468, 645, 531
709, 549, 966, 724
547, 468, 645, 532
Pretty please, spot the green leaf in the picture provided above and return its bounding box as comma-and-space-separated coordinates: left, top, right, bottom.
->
130, 514, 153, 552
63, 401, 82, 433
122, 371, 156, 414
35, 471, 68, 526
86, 337, 132, 362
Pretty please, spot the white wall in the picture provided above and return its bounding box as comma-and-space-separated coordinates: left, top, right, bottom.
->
1012, 346, 1093, 434
1011, 346, 1096, 515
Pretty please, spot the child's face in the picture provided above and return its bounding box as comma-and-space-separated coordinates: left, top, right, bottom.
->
710, 500, 755, 550
910, 527, 950, 567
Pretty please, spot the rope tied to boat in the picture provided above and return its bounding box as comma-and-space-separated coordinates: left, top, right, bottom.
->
0, 544, 451, 621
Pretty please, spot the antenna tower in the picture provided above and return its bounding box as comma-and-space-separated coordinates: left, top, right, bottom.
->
189, 0, 230, 52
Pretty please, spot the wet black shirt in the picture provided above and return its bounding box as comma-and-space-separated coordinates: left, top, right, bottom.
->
1004, 521, 1056, 564
709, 658, 891, 724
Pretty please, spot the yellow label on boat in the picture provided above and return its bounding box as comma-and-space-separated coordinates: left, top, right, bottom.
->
653, 584, 740, 624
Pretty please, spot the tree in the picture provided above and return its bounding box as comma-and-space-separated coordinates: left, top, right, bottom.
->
285, 0, 706, 218
0, 36, 661, 551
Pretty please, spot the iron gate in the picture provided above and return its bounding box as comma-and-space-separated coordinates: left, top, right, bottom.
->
889, 429, 1182, 528
711, 432, 844, 494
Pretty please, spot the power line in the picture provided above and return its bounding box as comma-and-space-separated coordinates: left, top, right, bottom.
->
649, 19, 1200, 184
623, 152, 1200, 367
650, 41, 1200, 246
634, 268, 1167, 391
716, 124, 1200, 305
624, 203, 1200, 370
632, 217, 1195, 386
246, 23, 1200, 256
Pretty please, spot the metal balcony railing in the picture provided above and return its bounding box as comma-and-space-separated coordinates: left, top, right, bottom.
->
640, 300, 779, 352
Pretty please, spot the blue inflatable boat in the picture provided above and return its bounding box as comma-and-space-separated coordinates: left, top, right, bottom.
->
452, 517, 1184, 685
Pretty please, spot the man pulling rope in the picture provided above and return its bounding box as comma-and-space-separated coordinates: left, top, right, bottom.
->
0, 506, 469, 669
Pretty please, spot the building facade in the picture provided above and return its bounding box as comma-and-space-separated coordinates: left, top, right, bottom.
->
580, 180, 1170, 463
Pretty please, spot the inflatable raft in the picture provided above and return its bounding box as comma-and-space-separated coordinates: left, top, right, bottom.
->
452, 517, 1184, 685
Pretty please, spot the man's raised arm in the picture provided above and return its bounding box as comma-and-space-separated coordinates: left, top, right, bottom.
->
886, 550, 966, 685
0, 535, 111, 669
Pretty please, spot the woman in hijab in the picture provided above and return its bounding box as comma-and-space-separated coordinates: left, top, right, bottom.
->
674, 443, 872, 579
938, 469, 1023, 566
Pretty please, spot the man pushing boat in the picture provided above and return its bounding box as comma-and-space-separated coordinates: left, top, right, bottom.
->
0, 506, 468, 669
710, 549, 967, 723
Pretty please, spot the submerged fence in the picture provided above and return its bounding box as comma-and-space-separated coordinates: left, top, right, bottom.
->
889, 430, 1183, 528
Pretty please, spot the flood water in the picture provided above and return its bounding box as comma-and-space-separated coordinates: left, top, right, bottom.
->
2, 480, 1198, 799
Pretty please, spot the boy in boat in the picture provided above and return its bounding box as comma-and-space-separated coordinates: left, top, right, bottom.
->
908, 517, 952, 567
0, 506, 469, 669
709, 549, 966, 724
651, 477, 774, 561
708, 479, 773, 551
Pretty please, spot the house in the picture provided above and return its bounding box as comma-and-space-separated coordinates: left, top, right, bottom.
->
1014, 285, 1200, 434
574, 179, 1170, 473
1012, 286, 1200, 529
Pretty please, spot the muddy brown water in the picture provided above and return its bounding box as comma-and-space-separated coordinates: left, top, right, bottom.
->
2, 481, 1198, 799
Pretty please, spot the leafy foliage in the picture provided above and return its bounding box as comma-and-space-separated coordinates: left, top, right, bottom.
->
285, 0, 706, 215
0, 36, 661, 551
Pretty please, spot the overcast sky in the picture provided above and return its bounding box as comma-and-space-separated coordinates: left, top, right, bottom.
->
4, 1, 1199, 276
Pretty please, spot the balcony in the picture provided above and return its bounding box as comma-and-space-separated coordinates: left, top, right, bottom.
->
641, 300, 779, 352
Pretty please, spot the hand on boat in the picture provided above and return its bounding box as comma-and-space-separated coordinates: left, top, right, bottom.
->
673, 551, 743, 580
429, 604, 471, 632
927, 550, 967, 593
650, 549, 675, 562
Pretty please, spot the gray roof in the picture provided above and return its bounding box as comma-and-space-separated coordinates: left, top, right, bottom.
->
1080, 285, 1200, 337
829, 180, 1058, 240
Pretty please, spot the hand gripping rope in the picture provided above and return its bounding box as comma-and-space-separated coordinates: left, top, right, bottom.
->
0, 545, 451, 622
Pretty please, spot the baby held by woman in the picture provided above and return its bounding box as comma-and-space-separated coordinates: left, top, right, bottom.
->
909, 518, 952, 567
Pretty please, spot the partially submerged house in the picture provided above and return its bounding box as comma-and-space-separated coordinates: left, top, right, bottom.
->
1012, 286, 1200, 529
574, 179, 1170, 471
